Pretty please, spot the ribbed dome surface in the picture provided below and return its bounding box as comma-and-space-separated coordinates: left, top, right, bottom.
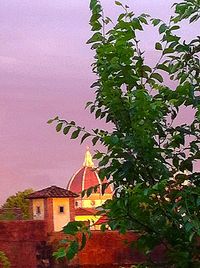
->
67, 149, 112, 194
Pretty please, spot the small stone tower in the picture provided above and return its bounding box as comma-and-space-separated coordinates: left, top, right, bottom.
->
28, 185, 78, 232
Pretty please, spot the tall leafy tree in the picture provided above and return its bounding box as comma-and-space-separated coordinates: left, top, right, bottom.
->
51, 0, 200, 266
1, 189, 33, 220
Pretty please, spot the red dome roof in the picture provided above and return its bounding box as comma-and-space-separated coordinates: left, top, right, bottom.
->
67, 149, 112, 194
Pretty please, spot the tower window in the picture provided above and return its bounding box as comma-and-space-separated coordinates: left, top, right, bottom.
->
59, 206, 64, 213
75, 201, 78, 207
36, 206, 41, 214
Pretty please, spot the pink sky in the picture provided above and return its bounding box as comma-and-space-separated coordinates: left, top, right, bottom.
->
0, 0, 199, 204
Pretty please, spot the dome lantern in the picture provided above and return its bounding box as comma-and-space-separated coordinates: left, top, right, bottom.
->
83, 146, 94, 168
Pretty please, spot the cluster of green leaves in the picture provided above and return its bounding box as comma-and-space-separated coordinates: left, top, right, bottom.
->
51, 0, 200, 266
173, 0, 200, 23
47, 116, 106, 146
1, 189, 33, 220
104, 175, 200, 267
0, 251, 10, 268
53, 221, 90, 261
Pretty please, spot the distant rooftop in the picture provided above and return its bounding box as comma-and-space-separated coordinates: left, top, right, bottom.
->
75, 207, 98, 216
28, 185, 78, 199
94, 215, 108, 225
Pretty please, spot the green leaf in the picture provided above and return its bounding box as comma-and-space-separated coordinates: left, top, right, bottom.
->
185, 222, 193, 232
155, 42, 162, 50
143, 65, 152, 72
91, 81, 100, 88
157, 64, 169, 72
53, 247, 66, 259
56, 123, 63, 132
85, 101, 93, 109
139, 16, 148, 25
110, 135, 119, 145
70, 121, 76, 126
71, 129, 80, 139
91, 21, 102, 31
115, 1, 122, 6
190, 14, 199, 23
81, 190, 86, 198
143, 189, 149, 196
93, 185, 99, 193
63, 222, 78, 235
159, 23, 167, 34
80, 233, 87, 250
163, 47, 174, 54
91, 43, 101, 50
95, 109, 101, 118
118, 13, 126, 21
132, 18, 143, 30
86, 32, 103, 44
180, 159, 193, 172
81, 133, 91, 144
87, 187, 93, 197
101, 183, 108, 195
90, 105, 95, 113
101, 224, 106, 232
197, 197, 200, 206
173, 156, 179, 168
92, 136, 99, 145
189, 232, 195, 242
99, 155, 109, 166
93, 151, 103, 159
60, 239, 68, 244
63, 126, 71, 135
151, 73, 163, 83
90, 0, 98, 10
151, 18, 161, 26
170, 25, 180, 31
66, 241, 79, 260
47, 119, 54, 124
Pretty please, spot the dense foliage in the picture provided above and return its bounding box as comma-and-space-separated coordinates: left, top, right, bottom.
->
51, 0, 200, 267
0, 251, 10, 268
1, 189, 33, 220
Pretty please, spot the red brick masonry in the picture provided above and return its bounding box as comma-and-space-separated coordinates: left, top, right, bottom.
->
0, 220, 48, 268
0, 220, 165, 268
50, 231, 145, 267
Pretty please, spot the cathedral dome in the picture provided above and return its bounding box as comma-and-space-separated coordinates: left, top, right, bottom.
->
67, 148, 112, 194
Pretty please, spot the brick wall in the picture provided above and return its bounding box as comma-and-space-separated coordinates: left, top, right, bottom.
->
0, 220, 48, 268
69, 198, 76, 221
49, 231, 146, 267
44, 198, 54, 233
0, 221, 165, 268
0, 208, 23, 220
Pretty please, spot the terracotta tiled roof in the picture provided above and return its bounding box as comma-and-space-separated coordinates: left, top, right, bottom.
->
75, 207, 98, 216
28, 186, 78, 199
94, 215, 108, 225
